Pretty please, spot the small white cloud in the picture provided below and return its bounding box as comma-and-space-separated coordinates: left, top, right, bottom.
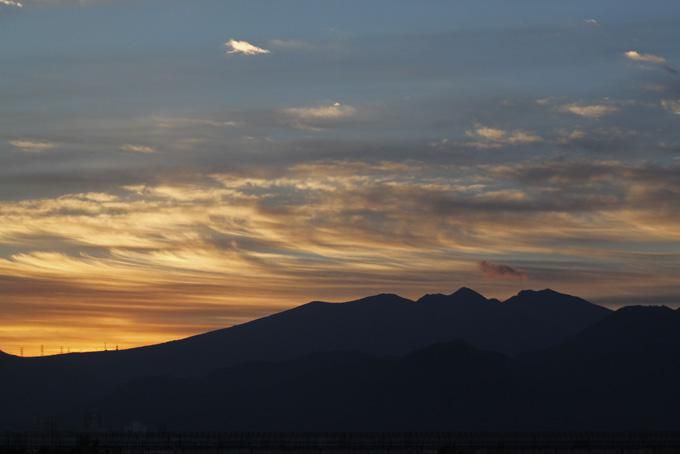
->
624, 50, 667, 65
0, 0, 23, 7
121, 144, 156, 154
9, 139, 55, 152
583, 18, 599, 26
225, 39, 270, 56
473, 127, 506, 142
465, 125, 542, 148
284, 102, 357, 121
661, 99, 680, 115
559, 103, 619, 119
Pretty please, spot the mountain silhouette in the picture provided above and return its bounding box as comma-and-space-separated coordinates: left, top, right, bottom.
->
417, 286, 494, 304
54, 334, 680, 432
127, 287, 609, 375
4, 287, 678, 431
549, 305, 680, 356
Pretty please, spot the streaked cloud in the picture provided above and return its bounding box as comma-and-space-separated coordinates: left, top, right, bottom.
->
661, 99, 680, 115
624, 50, 678, 74
225, 39, 270, 56
1, 158, 680, 353
284, 102, 357, 121
624, 50, 667, 65
559, 103, 619, 119
4, 0, 680, 355
270, 39, 313, 51
120, 144, 156, 154
9, 140, 55, 152
0, 0, 23, 7
466, 125, 542, 148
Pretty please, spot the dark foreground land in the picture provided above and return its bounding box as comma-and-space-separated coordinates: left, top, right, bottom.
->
4, 432, 680, 454
3, 290, 680, 433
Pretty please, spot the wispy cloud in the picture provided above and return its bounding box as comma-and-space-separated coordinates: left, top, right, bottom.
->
625, 50, 677, 74
0, 0, 23, 7
225, 39, 270, 56
479, 261, 527, 280
121, 144, 156, 154
270, 39, 313, 51
559, 103, 619, 119
625, 50, 667, 65
9, 140, 55, 152
465, 125, 542, 148
1, 159, 680, 352
284, 102, 356, 121
661, 99, 680, 115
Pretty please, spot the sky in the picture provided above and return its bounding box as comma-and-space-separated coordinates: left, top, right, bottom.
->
1, 0, 680, 355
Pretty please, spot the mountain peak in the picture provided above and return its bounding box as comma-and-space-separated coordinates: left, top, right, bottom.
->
417, 287, 488, 305
346, 293, 413, 305
504, 288, 610, 315
517, 288, 561, 298
451, 286, 487, 300
509, 288, 582, 303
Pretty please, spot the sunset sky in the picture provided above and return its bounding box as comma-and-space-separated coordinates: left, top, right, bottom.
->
1, 0, 680, 355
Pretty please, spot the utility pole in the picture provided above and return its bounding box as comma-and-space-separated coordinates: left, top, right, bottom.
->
20, 347, 23, 357
40, 345, 44, 356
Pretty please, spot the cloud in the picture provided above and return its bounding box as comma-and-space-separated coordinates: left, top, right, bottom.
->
149, 116, 241, 129
120, 144, 156, 154
583, 18, 599, 26
661, 99, 680, 115
624, 50, 667, 65
559, 103, 619, 118
284, 102, 357, 121
9, 140, 55, 152
479, 261, 528, 280
624, 50, 677, 74
465, 125, 542, 148
2, 159, 680, 353
225, 39, 270, 56
270, 39, 313, 51
0, 0, 23, 7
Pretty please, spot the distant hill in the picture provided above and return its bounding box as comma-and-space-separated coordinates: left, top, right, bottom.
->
8, 287, 678, 431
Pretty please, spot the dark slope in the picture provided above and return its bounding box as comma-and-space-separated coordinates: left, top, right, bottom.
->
515, 305, 680, 431
86, 341, 517, 432
54, 325, 680, 432
502, 289, 612, 351
138, 287, 609, 371
6, 287, 608, 376
3, 303, 680, 431
560, 305, 680, 354
0, 288, 613, 430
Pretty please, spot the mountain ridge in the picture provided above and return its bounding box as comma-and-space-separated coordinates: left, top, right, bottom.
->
1, 288, 679, 431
